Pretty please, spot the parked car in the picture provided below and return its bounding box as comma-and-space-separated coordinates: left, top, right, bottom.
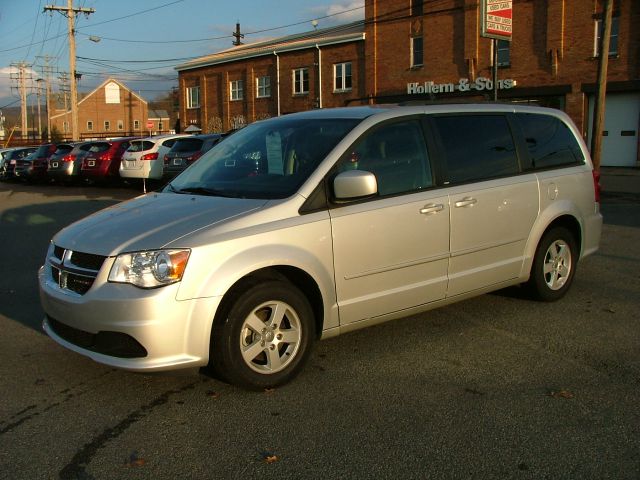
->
162, 133, 222, 180
14, 143, 57, 182
47, 142, 93, 183
120, 134, 191, 181
1, 146, 37, 180
39, 104, 602, 390
80, 137, 138, 181
0, 148, 17, 179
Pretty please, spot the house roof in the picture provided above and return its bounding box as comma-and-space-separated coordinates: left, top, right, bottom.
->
50, 77, 147, 120
176, 20, 365, 72
148, 109, 169, 119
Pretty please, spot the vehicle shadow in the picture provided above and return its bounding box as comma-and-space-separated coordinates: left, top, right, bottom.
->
0, 199, 122, 332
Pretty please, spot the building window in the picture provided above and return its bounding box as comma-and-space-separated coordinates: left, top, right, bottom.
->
104, 121, 110, 131
230, 79, 244, 101
411, 36, 423, 67
87, 121, 93, 131
186, 86, 200, 108
256, 76, 271, 98
594, 16, 619, 56
411, 0, 423, 17
497, 40, 511, 67
133, 120, 140, 130
63, 121, 69, 133
293, 68, 309, 94
158, 121, 163, 130
117, 120, 124, 131
334, 62, 352, 91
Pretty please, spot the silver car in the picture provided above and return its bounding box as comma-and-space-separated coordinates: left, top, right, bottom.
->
39, 104, 602, 389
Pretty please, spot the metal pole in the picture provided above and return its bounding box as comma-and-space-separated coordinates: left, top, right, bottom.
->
590, 0, 613, 171
493, 38, 498, 101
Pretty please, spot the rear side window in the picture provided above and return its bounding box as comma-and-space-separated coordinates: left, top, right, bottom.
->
516, 113, 584, 170
54, 145, 73, 155
432, 115, 518, 184
127, 141, 155, 152
171, 138, 203, 152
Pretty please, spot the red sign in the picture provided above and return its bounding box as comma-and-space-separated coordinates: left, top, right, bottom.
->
146, 121, 154, 129
481, 0, 512, 41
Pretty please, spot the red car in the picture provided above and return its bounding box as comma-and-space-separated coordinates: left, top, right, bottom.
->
14, 143, 57, 182
80, 137, 138, 181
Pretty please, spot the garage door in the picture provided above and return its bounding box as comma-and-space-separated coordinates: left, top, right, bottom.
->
587, 92, 639, 167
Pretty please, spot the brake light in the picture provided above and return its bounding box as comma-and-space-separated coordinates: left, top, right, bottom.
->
186, 151, 203, 162
98, 153, 112, 161
141, 152, 158, 161
592, 169, 601, 204
62, 154, 76, 162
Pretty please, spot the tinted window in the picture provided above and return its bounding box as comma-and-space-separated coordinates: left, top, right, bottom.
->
432, 115, 518, 183
171, 138, 204, 153
53, 145, 73, 155
33, 145, 52, 157
88, 142, 111, 153
516, 113, 584, 169
127, 141, 155, 152
337, 119, 433, 196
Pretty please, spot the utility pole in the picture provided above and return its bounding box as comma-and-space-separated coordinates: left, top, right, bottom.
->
10, 62, 32, 139
44, 1, 95, 140
37, 55, 56, 141
232, 22, 244, 46
590, 0, 613, 171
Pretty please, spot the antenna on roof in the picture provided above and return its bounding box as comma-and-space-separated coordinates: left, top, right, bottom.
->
232, 22, 245, 46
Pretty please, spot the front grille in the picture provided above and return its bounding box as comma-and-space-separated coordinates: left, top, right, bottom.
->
48, 317, 148, 358
48, 245, 106, 296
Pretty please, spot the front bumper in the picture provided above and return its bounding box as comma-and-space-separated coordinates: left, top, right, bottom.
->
38, 264, 221, 371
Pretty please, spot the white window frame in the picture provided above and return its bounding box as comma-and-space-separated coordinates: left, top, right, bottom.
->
87, 120, 93, 131
256, 76, 271, 98
133, 120, 140, 130
594, 16, 619, 57
230, 80, 244, 101
293, 68, 309, 95
186, 86, 200, 109
104, 120, 110, 131
334, 62, 353, 92
411, 36, 423, 68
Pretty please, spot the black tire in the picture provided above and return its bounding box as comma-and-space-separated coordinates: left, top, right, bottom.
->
525, 227, 578, 302
210, 280, 315, 390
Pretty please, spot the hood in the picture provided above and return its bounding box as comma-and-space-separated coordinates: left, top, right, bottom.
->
53, 192, 268, 256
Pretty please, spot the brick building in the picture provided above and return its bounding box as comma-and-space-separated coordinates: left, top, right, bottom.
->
175, 22, 365, 132
50, 78, 165, 139
177, 1, 639, 166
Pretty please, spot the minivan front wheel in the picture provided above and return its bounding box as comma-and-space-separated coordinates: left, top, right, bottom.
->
211, 280, 314, 390
527, 227, 577, 302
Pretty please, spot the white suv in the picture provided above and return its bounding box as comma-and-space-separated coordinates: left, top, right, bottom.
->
39, 104, 602, 390
119, 134, 191, 180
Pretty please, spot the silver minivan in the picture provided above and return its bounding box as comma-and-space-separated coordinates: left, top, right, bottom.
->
39, 104, 602, 389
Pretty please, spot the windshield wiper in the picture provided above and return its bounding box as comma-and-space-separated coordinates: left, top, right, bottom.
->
171, 186, 236, 198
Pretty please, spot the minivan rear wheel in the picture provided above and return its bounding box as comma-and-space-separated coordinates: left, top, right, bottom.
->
526, 227, 577, 302
210, 280, 314, 390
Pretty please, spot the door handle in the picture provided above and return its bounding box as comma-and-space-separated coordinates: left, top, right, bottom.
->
454, 197, 477, 208
420, 203, 444, 214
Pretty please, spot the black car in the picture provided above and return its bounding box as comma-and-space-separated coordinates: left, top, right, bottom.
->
0, 147, 38, 180
162, 134, 222, 180
14, 144, 57, 182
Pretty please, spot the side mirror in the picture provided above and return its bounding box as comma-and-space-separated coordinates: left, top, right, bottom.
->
333, 170, 377, 200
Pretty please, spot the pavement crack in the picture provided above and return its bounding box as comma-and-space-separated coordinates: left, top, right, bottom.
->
58, 380, 202, 480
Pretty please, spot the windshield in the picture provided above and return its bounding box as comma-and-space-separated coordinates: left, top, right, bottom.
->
165, 117, 360, 199
170, 138, 203, 153
127, 140, 155, 152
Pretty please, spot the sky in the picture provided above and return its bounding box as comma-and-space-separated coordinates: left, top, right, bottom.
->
0, 0, 364, 108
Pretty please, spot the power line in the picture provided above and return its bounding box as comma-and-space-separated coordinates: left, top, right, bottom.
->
80, 0, 185, 28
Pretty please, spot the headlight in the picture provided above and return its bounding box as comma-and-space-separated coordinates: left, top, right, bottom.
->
108, 249, 190, 288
